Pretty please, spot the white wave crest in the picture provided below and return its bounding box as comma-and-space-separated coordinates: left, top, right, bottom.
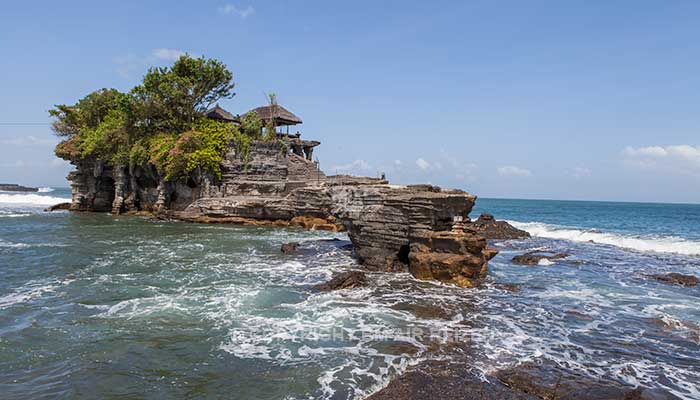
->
0, 193, 69, 206
38, 187, 54, 192
509, 220, 700, 256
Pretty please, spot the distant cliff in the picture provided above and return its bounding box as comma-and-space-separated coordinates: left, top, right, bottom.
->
0, 184, 38, 192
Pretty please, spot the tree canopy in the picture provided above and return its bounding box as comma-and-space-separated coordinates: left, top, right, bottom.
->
51, 55, 264, 181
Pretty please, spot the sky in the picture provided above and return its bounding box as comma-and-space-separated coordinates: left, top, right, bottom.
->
1, 0, 699, 203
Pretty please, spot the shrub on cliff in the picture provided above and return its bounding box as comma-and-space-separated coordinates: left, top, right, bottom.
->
51, 55, 243, 182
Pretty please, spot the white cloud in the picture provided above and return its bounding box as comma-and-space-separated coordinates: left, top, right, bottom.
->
497, 165, 532, 177
572, 167, 591, 178
394, 159, 402, 166
152, 48, 187, 61
622, 145, 700, 175
0, 136, 55, 146
218, 4, 255, 18
416, 158, 431, 171
331, 159, 370, 174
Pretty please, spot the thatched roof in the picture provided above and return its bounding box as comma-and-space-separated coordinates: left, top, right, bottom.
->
205, 104, 239, 123
250, 105, 302, 126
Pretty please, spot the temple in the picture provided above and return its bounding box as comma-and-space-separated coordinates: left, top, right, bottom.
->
206, 103, 320, 161
64, 103, 497, 288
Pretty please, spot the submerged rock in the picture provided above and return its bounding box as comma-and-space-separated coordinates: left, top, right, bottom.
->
493, 283, 522, 292
512, 251, 569, 265
390, 302, 452, 320
468, 214, 530, 240
45, 202, 71, 212
313, 271, 367, 291
648, 273, 699, 287
280, 242, 299, 254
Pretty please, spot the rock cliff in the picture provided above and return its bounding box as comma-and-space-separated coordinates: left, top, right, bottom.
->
64, 135, 497, 287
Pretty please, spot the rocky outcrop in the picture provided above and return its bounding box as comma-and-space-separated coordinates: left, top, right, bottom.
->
648, 273, 699, 287
0, 183, 38, 192
512, 251, 569, 265
64, 136, 500, 287
469, 214, 530, 240
408, 230, 497, 287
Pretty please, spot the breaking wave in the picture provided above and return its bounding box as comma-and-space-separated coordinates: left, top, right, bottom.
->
0, 193, 69, 206
509, 220, 700, 256
38, 187, 54, 193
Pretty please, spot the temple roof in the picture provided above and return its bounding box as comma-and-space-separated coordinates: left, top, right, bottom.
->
250, 105, 303, 126
205, 104, 239, 123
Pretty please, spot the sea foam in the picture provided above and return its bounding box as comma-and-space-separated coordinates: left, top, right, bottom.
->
0, 193, 69, 206
509, 220, 700, 256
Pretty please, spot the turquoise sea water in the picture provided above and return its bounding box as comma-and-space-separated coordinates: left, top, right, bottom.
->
0, 189, 699, 399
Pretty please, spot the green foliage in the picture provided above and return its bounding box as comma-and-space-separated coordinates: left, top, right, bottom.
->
240, 111, 263, 139
51, 55, 238, 182
145, 120, 235, 181
131, 55, 235, 134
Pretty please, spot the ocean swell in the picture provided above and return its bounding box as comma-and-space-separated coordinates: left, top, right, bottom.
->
509, 220, 700, 256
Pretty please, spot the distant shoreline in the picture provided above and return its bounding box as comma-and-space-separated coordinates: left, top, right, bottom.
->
0, 183, 38, 192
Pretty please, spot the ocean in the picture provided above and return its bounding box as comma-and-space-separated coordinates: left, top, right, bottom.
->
0, 188, 698, 399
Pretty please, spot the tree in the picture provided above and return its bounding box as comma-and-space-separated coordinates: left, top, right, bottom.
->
130, 55, 235, 134
51, 55, 238, 181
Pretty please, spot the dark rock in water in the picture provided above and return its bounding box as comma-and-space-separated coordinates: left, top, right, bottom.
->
494, 283, 522, 292
468, 214, 530, 240
280, 242, 299, 254
648, 273, 699, 287
390, 302, 452, 320
45, 202, 71, 212
0, 183, 38, 192
495, 360, 681, 400
313, 271, 367, 291
367, 359, 537, 400
512, 251, 569, 265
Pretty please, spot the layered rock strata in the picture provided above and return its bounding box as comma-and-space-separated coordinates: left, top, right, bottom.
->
64, 137, 497, 287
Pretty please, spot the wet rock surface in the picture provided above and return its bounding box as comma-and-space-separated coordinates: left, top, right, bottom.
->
469, 213, 530, 240
512, 251, 570, 265
390, 302, 452, 320
370, 358, 682, 400
313, 271, 367, 291
45, 202, 71, 212
494, 361, 681, 400
280, 242, 299, 254
494, 283, 522, 292
367, 359, 537, 400
648, 273, 699, 287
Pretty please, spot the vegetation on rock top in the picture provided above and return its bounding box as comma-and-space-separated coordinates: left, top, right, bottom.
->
51, 55, 265, 181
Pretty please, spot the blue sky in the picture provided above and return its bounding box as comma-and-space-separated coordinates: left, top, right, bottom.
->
1, 0, 699, 203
